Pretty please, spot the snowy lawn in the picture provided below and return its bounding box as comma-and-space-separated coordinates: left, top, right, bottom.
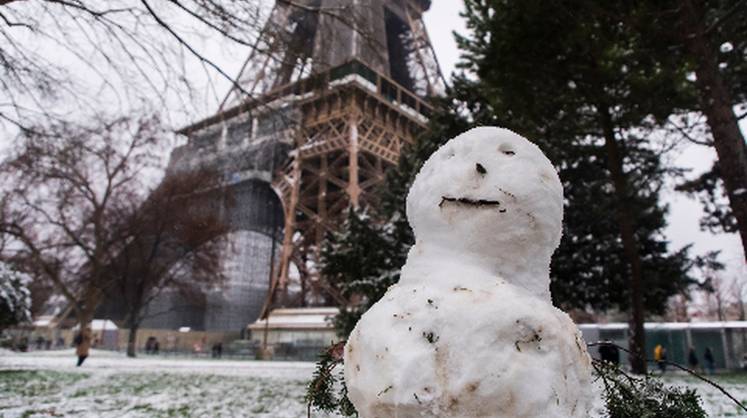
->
660, 373, 747, 417
0, 349, 341, 418
2, 349, 747, 417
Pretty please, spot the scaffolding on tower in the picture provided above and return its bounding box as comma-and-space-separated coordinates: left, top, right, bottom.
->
172, 0, 445, 330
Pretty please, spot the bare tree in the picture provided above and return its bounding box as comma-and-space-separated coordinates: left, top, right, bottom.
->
666, 293, 690, 322
728, 265, 747, 321
688, 251, 728, 320
107, 168, 230, 357
705, 275, 730, 321
0, 1, 263, 129
0, 0, 385, 134
0, 113, 168, 329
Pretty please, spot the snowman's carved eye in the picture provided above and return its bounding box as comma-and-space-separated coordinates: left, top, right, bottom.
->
499, 143, 516, 156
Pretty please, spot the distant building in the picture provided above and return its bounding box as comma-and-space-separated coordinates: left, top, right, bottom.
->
247, 307, 339, 360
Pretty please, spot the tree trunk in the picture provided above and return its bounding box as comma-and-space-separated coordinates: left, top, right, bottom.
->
125, 302, 142, 358
77, 288, 102, 332
77, 306, 95, 332
127, 321, 139, 358
600, 107, 648, 374
681, 0, 747, 262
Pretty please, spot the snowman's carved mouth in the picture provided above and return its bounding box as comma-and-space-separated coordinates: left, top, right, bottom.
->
439, 196, 501, 208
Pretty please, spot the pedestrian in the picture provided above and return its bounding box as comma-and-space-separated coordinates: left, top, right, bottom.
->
654, 344, 667, 373
18, 336, 29, 352
35, 336, 44, 350
704, 347, 716, 374
599, 342, 619, 366
599, 343, 611, 363
688, 346, 699, 371
75, 327, 92, 367
211, 342, 223, 358
145, 336, 156, 354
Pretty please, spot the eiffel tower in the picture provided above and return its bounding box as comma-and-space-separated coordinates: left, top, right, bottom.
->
169, 0, 445, 327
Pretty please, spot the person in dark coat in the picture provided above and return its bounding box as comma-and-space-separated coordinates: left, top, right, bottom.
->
688, 346, 699, 371
704, 347, 716, 374
599, 343, 620, 366
599, 344, 611, 363
145, 336, 157, 354
211, 342, 223, 359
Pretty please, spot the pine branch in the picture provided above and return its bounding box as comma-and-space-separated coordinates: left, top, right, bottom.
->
589, 340, 747, 413
305, 341, 353, 417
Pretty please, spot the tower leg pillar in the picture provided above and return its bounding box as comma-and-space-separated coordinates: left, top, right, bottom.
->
347, 115, 361, 208
262, 156, 301, 317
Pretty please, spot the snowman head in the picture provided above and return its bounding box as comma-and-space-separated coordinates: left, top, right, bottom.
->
406, 127, 563, 292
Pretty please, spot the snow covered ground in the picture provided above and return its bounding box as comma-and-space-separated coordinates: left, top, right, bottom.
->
0, 349, 341, 418
1, 349, 747, 417
675, 376, 747, 417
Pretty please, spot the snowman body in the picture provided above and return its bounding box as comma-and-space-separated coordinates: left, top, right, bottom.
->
344, 127, 593, 418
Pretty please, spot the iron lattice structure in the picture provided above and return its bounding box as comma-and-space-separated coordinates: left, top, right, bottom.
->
171, 0, 444, 326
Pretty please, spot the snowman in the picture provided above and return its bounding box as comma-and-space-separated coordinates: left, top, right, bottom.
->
344, 127, 593, 418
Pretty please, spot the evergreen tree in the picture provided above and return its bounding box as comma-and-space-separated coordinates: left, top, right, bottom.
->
455, 0, 698, 373
0, 262, 32, 332
573, 0, 747, 259
636, 0, 747, 252
321, 208, 401, 337
670, 0, 747, 260
676, 162, 738, 234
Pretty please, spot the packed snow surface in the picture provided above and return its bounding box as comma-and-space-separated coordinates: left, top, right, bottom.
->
345, 127, 593, 417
